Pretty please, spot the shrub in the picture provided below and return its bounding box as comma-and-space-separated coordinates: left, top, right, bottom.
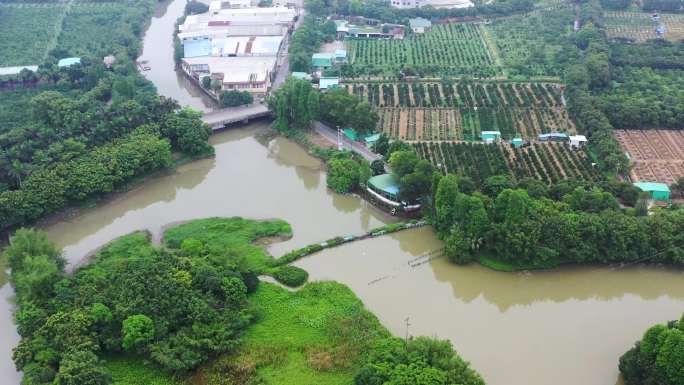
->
272, 266, 309, 287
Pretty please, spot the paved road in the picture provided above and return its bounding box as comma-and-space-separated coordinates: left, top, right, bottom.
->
313, 121, 382, 163
202, 104, 269, 128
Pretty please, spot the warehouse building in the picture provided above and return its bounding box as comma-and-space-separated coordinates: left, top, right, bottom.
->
181, 56, 276, 96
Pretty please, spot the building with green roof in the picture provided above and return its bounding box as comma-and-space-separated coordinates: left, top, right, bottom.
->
367, 174, 400, 203
312, 53, 333, 68
319, 77, 340, 90
334, 49, 347, 63
511, 137, 524, 148
634, 182, 670, 201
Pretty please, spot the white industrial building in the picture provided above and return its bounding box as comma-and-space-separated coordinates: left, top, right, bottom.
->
178, 4, 296, 97
182, 56, 277, 96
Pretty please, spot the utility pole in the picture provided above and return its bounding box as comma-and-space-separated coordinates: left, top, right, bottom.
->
404, 316, 411, 343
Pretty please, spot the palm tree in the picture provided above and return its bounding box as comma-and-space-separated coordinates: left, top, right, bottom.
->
8, 160, 26, 188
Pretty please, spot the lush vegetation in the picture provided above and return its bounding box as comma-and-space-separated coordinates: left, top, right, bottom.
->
288, 15, 337, 73
432, 173, 684, 269
5, 218, 484, 385
326, 154, 372, 194
347, 24, 498, 77
487, 8, 575, 79
306, 0, 534, 24
414, 141, 603, 187
8, 225, 259, 384
270, 77, 320, 134
346, 80, 573, 140
619, 312, 684, 385
219, 89, 254, 107
0, 4, 66, 66
597, 66, 684, 129
55, 1, 156, 59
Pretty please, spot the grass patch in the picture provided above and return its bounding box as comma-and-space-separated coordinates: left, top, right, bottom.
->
193, 282, 389, 385
477, 253, 559, 272
163, 217, 292, 273
106, 355, 183, 385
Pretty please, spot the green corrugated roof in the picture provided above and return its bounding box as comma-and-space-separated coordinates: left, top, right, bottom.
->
343, 127, 357, 140
368, 174, 400, 196
365, 133, 381, 143
634, 182, 670, 192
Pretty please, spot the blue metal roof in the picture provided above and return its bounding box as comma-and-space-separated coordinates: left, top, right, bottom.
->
319, 77, 339, 90
183, 39, 212, 58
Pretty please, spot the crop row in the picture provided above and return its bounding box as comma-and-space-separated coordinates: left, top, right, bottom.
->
345, 82, 564, 109
604, 11, 684, 43
413, 141, 602, 187
346, 24, 499, 77
376, 107, 575, 141
0, 4, 66, 66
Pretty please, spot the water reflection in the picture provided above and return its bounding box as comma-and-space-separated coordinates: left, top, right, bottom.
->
39, 122, 391, 265
138, 0, 217, 111
295, 227, 684, 385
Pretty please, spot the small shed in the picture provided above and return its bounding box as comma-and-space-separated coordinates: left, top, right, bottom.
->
291, 72, 311, 81
569, 135, 587, 149
365, 133, 381, 146
58, 57, 81, 68
409, 18, 432, 34
634, 182, 670, 202
538, 132, 569, 142
334, 49, 347, 63
103, 55, 116, 69
319, 77, 339, 90
511, 137, 524, 148
343, 127, 358, 141
480, 130, 501, 143
312, 53, 333, 68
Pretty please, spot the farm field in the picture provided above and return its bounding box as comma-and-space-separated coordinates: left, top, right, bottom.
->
414, 141, 602, 187
56, 2, 147, 57
604, 11, 684, 42
346, 23, 499, 77
345, 81, 575, 140
615, 129, 684, 185
0, 3, 67, 66
486, 8, 573, 78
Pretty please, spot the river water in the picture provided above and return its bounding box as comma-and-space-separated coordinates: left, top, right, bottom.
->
0, 0, 682, 384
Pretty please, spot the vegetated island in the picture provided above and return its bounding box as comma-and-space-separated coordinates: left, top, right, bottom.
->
5, 217, 484, 385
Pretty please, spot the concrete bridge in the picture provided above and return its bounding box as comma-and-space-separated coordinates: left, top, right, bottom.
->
201, 103, 272, 130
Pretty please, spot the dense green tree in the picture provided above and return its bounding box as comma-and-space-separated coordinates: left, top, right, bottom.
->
327, 158, 361, 193
122, 315, 155, 352
389, 151, 418, 178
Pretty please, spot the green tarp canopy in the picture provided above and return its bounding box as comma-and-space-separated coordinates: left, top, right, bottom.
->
343, 128, 358, 140
634, 182, 671, 201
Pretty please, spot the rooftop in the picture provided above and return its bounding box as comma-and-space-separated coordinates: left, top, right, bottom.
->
57, 57, 81, 67
0, 65, 38, 76
183, 56, 276, 83
409, 17, 432, 28
368, 174, 400, 196
291, 72, 311, 80
184, 39, 212, 57
320, 77, 340, 89
634, 182, 670, 193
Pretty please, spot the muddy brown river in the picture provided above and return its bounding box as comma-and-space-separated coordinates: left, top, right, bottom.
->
0, 0, 682, 383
